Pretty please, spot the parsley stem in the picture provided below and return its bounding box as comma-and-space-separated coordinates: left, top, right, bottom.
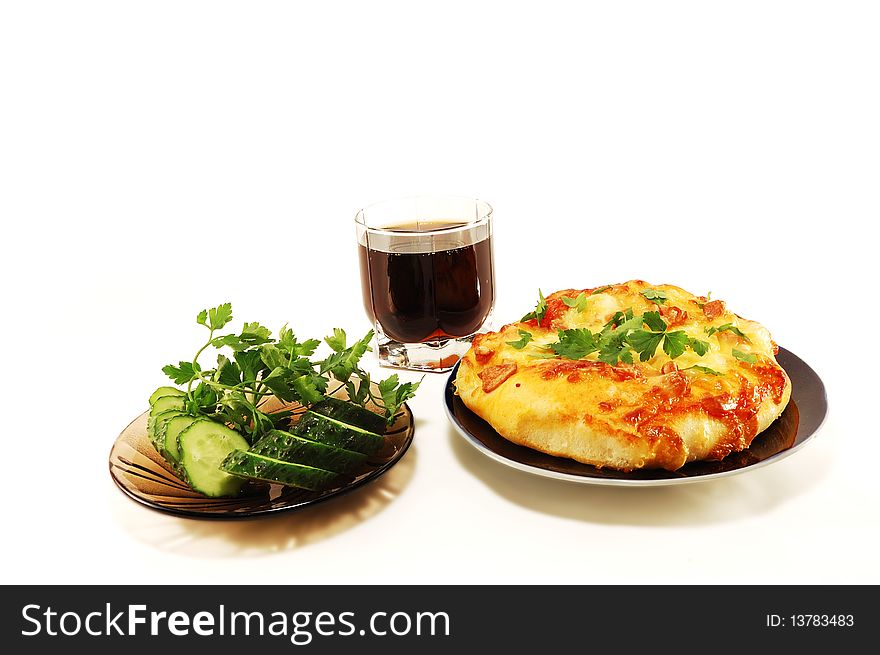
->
187, 331, 215, 397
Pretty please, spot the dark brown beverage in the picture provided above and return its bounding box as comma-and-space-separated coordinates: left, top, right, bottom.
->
358, 222, 494, 343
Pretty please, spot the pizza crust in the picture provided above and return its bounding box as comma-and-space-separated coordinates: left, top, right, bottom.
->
454, 281, 792, 471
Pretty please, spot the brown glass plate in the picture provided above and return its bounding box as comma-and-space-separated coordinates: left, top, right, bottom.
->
109, 395, 414, 519
445, 347, 827, 486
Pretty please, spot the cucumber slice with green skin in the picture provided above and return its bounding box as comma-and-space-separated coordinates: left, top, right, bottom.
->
309, 397, 387, 435
147, 396, 186, 443
162, 415, 201, 462
220, 450, 340, 491
250, 429, 367, 473
149, 394, 186, 420
293, 411, 385, 455
177, 420, 250, 497
149, 386, 186, 406
149, 409, 187, 449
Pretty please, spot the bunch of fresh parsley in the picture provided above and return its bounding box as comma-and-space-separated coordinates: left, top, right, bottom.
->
162, 304, 420, 443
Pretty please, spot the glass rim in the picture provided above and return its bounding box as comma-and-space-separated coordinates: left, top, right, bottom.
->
354, 194, 493, 237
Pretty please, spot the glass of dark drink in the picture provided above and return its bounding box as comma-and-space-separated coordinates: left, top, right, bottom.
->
356, 195, 495, 372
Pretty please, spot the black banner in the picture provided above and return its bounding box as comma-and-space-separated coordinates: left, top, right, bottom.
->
2, 585, 872, 652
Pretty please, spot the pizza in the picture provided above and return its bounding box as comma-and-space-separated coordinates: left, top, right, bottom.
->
454, 280, 791, 471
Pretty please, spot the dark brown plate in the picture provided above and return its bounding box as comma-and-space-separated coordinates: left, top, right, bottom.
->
444, 347, 826, 486
110, 394, 414, 519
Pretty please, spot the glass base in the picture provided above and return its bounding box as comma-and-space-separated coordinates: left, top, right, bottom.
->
376, 332, 475, 373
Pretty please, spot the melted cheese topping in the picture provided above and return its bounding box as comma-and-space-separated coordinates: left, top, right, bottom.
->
512, 280, 775, 377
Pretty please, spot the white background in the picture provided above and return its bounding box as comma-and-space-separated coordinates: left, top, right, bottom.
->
1, 1, 877, 584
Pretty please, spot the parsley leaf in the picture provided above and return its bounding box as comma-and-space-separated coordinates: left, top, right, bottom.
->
320, 330, 373, 381
642, 311, 667, 332
605, 308, 635, 329
162, 361, 201, 385
197, 303, 234, 330
688, 338, 710, 356
232, 350, 263, 383
596, 311, 643, 363
626, 330, 665, 361
597, 340, 634, 364
260, 367, 327, 406
732, 349, 758, 364
259, 344, 287, 370
562, 292, 589, 312
209, 321, 272, 351
278, 326, 321, 358
324, 327, 347, 353
345, 373, 371, 406
706, 323, 750, 342
378, 375, 422, 418
215, 355, 242, 387
291, 374, 328, 405
640, 289, 667, 305
591, 285, 612, 295
241, 322, 271, 341
521, 290, 548, 326
551, 328, 599, 360
661, 331, 689, 359
506, 329, 533, 349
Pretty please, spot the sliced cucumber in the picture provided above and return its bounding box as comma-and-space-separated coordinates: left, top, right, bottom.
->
293, 411, 385, 455
178, 420, 250, 497
147, 396, 186, 443
250, 429, 367, 473
150, 394, 185, 419
149, 409, 187, 449
149, 386, 185, 406
221, 451, 339, 491
309, 397, 387, 435
162, 415, 201, 462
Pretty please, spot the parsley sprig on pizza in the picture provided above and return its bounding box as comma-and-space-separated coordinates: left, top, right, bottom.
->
455, 280, 791, 472
540, 307, 711, 365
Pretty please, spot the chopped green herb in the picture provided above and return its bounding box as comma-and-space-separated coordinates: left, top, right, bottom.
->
550, 328, 600, 360
562, 292, 589, 313
521, 290, 549, 326
688, 338, 710, 356
640, 289, 667, 305
706, 323, 750, 342
506, 329, 533, 349
605, 308, 635, 329
591, 285, 612, 295
732, 349, 758, 364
